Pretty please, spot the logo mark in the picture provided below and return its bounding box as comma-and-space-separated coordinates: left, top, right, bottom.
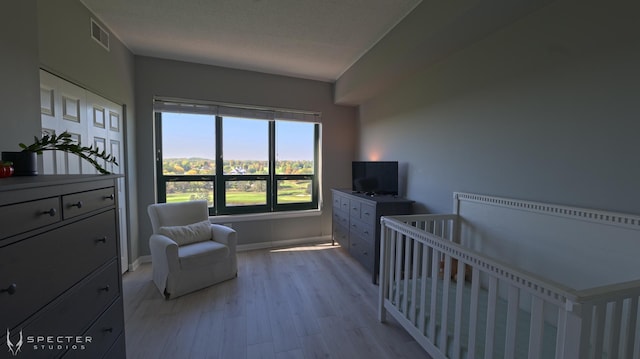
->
6, 329, 23, 356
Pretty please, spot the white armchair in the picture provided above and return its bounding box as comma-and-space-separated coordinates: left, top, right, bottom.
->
147, 200, 237, 299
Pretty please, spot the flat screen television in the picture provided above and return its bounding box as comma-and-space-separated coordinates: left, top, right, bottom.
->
352, 161, 398, 195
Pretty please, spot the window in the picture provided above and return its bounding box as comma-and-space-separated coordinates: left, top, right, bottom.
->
155, 100, 320, 215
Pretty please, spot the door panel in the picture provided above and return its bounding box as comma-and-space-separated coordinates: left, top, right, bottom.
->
40, 70, 129, 273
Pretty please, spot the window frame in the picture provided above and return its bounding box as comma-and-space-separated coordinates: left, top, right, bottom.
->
155, 105, 320, 216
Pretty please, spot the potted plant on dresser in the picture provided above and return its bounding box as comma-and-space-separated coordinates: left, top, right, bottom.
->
1, 131, 117, 176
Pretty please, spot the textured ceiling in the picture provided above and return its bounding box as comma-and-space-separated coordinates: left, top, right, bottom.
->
80, 0, 422, 82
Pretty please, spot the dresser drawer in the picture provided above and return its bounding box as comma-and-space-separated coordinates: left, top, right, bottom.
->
63, 298, 124, 359
332, 209, 349, 228
360, 203, 376, 225
102, 333, 126, 359
339, 196, 350, 212
349, 218, 374, 242
349, 199, 361, 219
0, 197, 61, 240
349, 235, 374, 273
0, 210, 117, 329
24, 260, 120, 337
332, 221, 349, 248
62, 187, 115, 219
332, 194, 341, 209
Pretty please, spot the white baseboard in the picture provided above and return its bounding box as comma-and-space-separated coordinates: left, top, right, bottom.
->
129, 255, 151, 272
127, 236, 332, 271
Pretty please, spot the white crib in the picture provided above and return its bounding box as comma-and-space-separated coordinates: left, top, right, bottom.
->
378, 192, 640, 359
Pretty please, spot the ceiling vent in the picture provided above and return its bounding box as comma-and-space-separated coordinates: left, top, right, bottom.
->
91, 18, 110, 51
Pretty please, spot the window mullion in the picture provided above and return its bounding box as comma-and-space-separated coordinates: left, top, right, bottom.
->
313, 123, 320, 204
215, 116, 224, 213
269, 121, 276, 211
155, 112, 166, 203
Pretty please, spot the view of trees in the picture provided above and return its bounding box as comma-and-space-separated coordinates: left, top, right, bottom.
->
163, 158, 313, 206
162, 158, 313, 175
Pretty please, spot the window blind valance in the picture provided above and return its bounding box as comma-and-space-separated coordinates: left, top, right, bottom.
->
154, 98, 321, 123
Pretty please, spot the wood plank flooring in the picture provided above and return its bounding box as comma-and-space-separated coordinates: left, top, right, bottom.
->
123, 242, 430, 359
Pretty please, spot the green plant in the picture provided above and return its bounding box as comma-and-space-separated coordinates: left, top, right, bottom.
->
19, 131, 118, 174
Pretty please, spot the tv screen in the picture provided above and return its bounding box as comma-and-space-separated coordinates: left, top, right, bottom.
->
352, 161, 398, 195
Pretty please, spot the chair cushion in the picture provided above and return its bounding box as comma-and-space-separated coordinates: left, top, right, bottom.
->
178, 240, 230, 270
159, 220, 211, 246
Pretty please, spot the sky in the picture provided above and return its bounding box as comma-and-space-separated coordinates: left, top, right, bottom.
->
162, 113, 314, 161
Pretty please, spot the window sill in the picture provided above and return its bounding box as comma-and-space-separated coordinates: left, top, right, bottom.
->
209, 209, 322, 224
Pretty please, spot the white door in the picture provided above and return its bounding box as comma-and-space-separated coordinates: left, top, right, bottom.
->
40, 70, 129, 273
40, 71, 89, 174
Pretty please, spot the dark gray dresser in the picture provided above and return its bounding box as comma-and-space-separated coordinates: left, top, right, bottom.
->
331, 189, 413, 284
0, 175, 126, 358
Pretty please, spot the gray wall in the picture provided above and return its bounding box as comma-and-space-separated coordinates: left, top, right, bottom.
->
135, 56, 357, 255
0, 0, 140, 265
347, 0, 640, 215
0, 0, 41, 150
37, 0, 139, 266
37, 0, 136, 108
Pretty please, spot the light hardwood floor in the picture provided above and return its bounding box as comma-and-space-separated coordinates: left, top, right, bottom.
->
123, 242, 430, 359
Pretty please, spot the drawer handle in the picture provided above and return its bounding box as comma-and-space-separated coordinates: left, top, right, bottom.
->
96, 236, 107, 244
104, 194, 115, 200
99, 285, 110, 292
1, 283, 17, 295
70, 201, 83, 209
41, 208, 57, 217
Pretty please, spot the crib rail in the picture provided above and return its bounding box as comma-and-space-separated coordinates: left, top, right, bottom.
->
379, 214, 640, 359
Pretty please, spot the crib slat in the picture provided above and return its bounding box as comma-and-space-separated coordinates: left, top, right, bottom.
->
609, 299, 623, 359
440, 255, 452, 352
402, 234, 411, 316
594, 303, 606, 357
579, 303, 594, 359
452, 259, 465, 359
528, 296, 544, 359
387, 230, 396, 303
409, 238, 420, 324
624, 296, 638, 359
378, 224, 390, 323
484, 276, 498, 359
418, 243, 429, 334
504, 284, 520, 358
557, 303, 588, 359
428, 248, 440, 341
467, 267, 480, 359
394, 234, 404, 309
555, 308, 567, 359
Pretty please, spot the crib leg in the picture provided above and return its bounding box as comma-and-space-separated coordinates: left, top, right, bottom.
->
378, 306, 387, 323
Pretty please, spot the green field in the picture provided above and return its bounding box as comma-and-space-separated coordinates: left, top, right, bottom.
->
166, 179, 311, 206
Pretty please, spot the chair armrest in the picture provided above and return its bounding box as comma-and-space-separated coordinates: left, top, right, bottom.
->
210, 224, 237, 252
149, 234, 180, 272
